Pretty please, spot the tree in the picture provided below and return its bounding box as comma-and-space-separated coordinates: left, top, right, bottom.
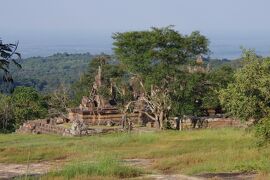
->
113, 26, 209, 88
202, 65, 234, 111
71, 54, 124, 105
219, 50, 270, 143
113, 26, 209, 129
113, 81, 135, 131
0, 40, 21, 83
46, 84, 71, 117
12, 87, 47, 126
141, 84, 172, 129
220, 51, 270, 121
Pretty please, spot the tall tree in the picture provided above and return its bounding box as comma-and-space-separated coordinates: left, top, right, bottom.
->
113, 26, 209, 128
113, 26, 209, 88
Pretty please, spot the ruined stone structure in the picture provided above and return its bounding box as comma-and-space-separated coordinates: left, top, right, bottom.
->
188, 55, 210, 73
68, 64, 148, 126
16, 118, 122, 136
68, 104, 141, 126
16, 119, 68, 135
180, 116, 241, 129
16, 57, 241, 137
16, 115, 242, 136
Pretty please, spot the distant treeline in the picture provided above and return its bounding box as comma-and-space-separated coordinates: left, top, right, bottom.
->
0, 52, 242, 93
0, 53, 94, 93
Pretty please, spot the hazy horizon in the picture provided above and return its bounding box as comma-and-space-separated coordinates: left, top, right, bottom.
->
2, 0, 270, 59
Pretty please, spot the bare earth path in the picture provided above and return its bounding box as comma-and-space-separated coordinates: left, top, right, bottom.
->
124, 159, 204, 180
124, 159, 257, 180
0, 161, 62, 180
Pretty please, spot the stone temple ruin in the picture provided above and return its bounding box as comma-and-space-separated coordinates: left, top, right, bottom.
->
17, 64, 153, 136
68, 64, 148, 127
17, 60, 241, 136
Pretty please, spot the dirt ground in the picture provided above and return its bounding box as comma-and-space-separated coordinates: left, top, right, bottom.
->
0, 161, 63, 179
196, 172, 257, 180
0, 159, 258, 180
124, 159, 257, 180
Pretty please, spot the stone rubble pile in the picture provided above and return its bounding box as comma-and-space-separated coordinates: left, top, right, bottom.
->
17, 118, 122, 137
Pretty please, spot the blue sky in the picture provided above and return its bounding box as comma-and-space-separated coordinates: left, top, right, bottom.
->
1, 0, 270, 58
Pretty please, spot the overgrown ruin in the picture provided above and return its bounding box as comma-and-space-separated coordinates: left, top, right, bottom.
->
67, 62, 149, 126
17, 59, 241, 136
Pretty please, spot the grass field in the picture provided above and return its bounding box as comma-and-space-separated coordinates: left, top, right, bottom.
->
0, 128, 270, 179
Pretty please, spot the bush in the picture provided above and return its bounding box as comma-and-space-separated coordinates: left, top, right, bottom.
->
12, 87, 48, 127
255, 117, 270, 146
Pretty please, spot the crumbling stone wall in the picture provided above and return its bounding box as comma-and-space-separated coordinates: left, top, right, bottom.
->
16, 115, 242, 136
68, 108, 141, 126
16, 118, 122, 137
16, 119, 67, 135
179, 116, 241, 130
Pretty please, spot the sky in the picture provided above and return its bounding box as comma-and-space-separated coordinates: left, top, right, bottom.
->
1, 0, 270, 58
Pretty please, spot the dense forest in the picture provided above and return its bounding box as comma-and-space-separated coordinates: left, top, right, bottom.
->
0, 53, 94, 92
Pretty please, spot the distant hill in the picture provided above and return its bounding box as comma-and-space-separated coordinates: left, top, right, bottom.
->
0, 53, 243, 93
0, 53, 93, 92
207, 58, 243, 69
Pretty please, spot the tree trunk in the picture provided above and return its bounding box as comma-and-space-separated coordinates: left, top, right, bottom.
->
159, 111, 164, 129
138, 111, 142, 126
154, 114, 160, 129
98, 113, 101, 126
121, 113, 127, 129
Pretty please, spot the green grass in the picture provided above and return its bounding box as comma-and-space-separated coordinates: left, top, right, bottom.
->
1, 128, 270, 179
49, 156, 143, 179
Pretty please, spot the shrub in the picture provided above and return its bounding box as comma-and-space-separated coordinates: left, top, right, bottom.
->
255, 117, 270, 146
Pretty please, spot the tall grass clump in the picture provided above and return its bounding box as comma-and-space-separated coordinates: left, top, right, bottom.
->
50, 156, 144, 179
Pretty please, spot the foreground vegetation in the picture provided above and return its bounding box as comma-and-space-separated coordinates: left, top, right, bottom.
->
0, 128, 270, 179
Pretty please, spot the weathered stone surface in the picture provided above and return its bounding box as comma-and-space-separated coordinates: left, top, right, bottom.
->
55, 117, 65, 124
167, 120, 177, 129
106, 120, 115, 127
70, 120, 88, 136
17, 118, 121, 137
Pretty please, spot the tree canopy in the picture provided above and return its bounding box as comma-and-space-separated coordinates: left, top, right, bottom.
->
220, 50, 270, 122
113, 26, 209, 88
112, 27, 212, 128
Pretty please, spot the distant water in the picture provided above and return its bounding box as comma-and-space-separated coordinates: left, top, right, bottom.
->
210, 39, 270, 59
17, 39, 270, 60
